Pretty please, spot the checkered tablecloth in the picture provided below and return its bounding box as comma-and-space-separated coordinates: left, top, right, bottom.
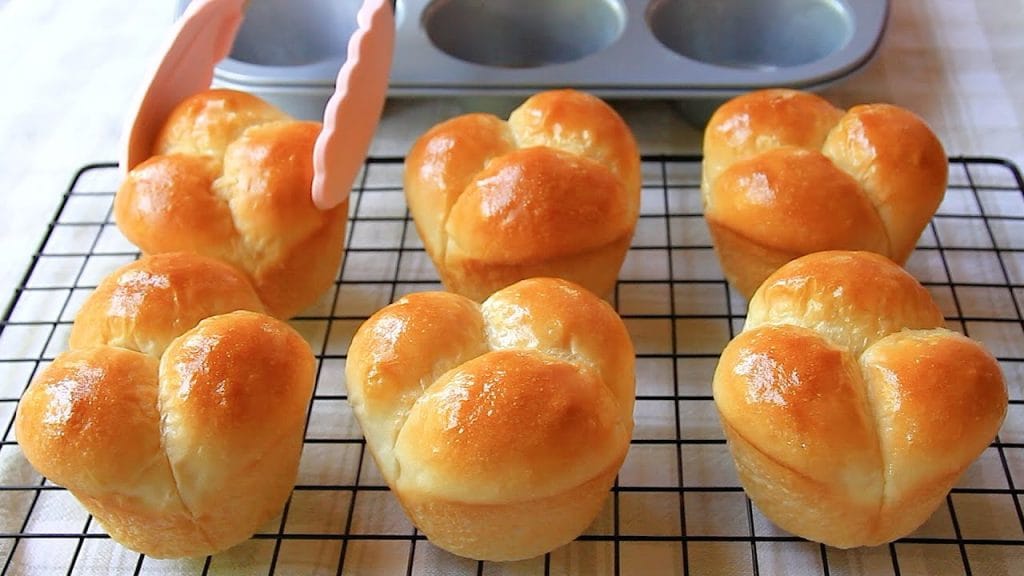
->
820, 1, 1024, 172
1, 1, 1023, 574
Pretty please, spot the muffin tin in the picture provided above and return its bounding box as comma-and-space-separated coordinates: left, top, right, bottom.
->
182, 0, 889, 120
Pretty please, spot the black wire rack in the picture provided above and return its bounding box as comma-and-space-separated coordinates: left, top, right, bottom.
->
1, 155, 1022, 575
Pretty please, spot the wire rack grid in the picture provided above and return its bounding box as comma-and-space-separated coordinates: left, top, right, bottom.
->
0, 155, 1022, 575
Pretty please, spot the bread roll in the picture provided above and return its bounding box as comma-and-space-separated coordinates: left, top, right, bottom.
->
712, 251, 1007, 548
15, 253, 315, 558
702, 89, 948, 298
404, 89, 641, 301
115, 88, 348, 319
346, 278, 635, 560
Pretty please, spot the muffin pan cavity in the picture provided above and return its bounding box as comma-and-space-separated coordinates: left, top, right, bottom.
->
646, 0, 854, 70
228, 0, 359, 67
181, 0, 888, 122
422, 0, 626, 69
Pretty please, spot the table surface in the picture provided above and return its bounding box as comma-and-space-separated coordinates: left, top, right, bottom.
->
0, 1, 1022, 574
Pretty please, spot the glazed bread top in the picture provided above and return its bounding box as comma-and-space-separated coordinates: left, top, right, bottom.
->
702, 89, 948, 266
69, 251, 266, 356
404, 89, 642, 265
346, 277, 636, 503
20, 311, 313, 505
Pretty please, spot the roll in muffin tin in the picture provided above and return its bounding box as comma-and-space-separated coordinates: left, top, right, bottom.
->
181, 0, 889, 121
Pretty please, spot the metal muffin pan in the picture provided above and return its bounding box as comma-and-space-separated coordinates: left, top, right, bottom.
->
180, 0, 889, 121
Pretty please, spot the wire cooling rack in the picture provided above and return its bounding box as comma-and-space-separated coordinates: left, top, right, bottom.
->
1, 155, 1023, 575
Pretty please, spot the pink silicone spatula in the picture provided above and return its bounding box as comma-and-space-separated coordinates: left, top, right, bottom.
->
122, 0, 394, 212
121, 0, 247, 174
312, 0, 394, 210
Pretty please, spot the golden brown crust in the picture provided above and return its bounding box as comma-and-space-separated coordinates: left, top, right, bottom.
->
115, 89, 347, 319
346, 278, 635, 560
745, 251, 945, 356
822, 104, 949, 264
709, 144, 928, 296
345, 291, 489, 482
15, 347, 168, 499
447, 147, 633, 262
115, 154, 234, 255
404, 113, 516, 260
507, 89, 641, 188
479, 277, 636, 424
158, 311, 315, 552
713, 251, 1007, 548
706, 147, 890, 271
394, 350, 627, 501
155, 88, 289, 161
702, 89, 845, 191
15, 254, 315, 558
702, 89, 947, 298
69, 252, 265, 356
404, 89, 641, 301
